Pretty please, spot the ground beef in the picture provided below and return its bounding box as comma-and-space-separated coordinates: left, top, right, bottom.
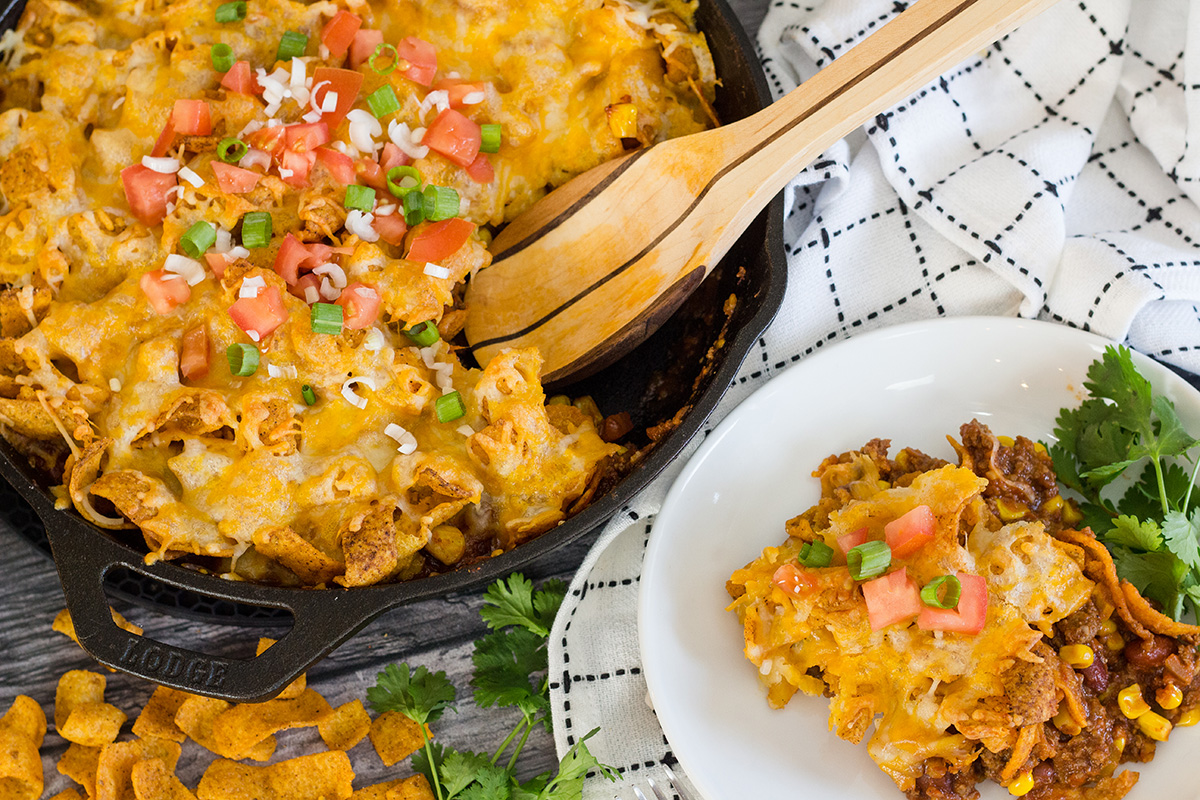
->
1056, 601, 1102, 645
906, 761, 980, 800
1050, 695, 1116, 787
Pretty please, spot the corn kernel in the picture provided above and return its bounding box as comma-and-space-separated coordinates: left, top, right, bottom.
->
1099, 617, 1118, 636
1043, 494, 1064, 513
1137, 710, 1173, 741
546, 395, 571, 406
1104, 632, 1125, 652
1157, 683, 1183, 710
1178, 708, 1200, 727
1033, 441, 1047, 455
1062, 499, 1084, 525
1112, 733, 1126, 754
1118, 684, 1151, 719
606, 103, 639, 139
1051, 708, 1082, 735
1060, 644, 1095, 669
1007, 772, 1035, 797
995, 497, 1029, 522
997, 435, 1015, 447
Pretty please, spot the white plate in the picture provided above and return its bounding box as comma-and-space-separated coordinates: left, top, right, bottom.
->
639, 317, 1200, 800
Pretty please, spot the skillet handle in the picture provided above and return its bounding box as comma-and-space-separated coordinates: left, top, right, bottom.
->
44, 514, 394, 702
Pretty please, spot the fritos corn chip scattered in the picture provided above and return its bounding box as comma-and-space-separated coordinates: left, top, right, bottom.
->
208, 689, 332, 757
368, 712, 431, 767
196, 751, 354, 800
48, 789, 86, 800
60, 702, 128, 747
174, 696, 276, 762
56, 743, 100, 797
349, 778, 407, 799
0, 695, 46, 800
94, 738, 182, 800
130, 686, 188, 743
385, 774, 436, 800
54, 670, 106, 730
318, 700, 372, 752
130, 758, 198, 800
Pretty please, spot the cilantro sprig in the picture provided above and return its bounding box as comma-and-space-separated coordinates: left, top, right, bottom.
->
1050, 345, 1200, 621
368, 574, 618, 800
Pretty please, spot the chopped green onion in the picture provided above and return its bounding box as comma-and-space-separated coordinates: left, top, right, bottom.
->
920, 575, 962, 610
479, 123, 501, 154
402, 190, 425, 226
366, 85, 400, 118
210, 42, 235, 72
422, 185, 459, 222
369, 43, 397, 75
276, 30, 307, 62
798, 540, 834, 569
180, 221, 217, 258
386, 165, 421, 198
226, 343, 259, 376
310, 302, 344, 334
402, 320, 439, 347
344, 184, 376, 212
846, 540, 891, 581
435, 391, 466, 423
301, 384, 316, 405
217, 138, 247, 163
215, 0, 246, 23
240, 211, 272, 248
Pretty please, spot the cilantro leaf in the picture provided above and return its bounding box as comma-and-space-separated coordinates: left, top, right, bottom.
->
1102, 515, 1162, 552
1049, 441, 1087, 497
367, 663, 457, 726
438, 750, 496, 798
1118, 462, 1172, 522
1145, 395, 1200, 461
535, 730, 619, 800
480, 574, 563, 637
1162, 509, 1200, 570
459, 764, 512, 800
1112, 546, 1190, 620
1078, 501, 1117, 538
472, 628, 549, 721
412, 740, 448, 790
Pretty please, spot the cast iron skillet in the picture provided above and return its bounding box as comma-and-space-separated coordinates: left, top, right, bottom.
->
0, 0, 786, 701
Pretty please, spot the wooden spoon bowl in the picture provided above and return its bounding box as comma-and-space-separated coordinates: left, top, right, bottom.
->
464, 0, 1060, 385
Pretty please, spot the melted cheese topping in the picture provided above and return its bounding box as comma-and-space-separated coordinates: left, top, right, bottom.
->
0, 0, 716, 585
728, 458, 1094, 792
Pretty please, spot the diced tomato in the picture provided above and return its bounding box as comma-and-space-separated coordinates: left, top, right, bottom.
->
289, 273, 322, 303
229, 285, 289, 340
247, 125, 287, 158
396, 36, 437, 86
433, 78, 484, 108
172, 99, 212, 136
379, 142, 410, 173
151, 118, 176, 158
355, 158, 387, 191
140, 269, 190, 314
348, 29, 383, 70
121, 164, 177, 227
464, 152, 494, 184
861, 568, 922, 631
179, 325, 210, 380
321, 10, 362, 60
917, 572, 988, 635
372, 211, 408, 246
335, 282, 382, 329
885, 505, 937, 558
422, 108, 481, 168
273, 234, 334, 285
772, 563, 818, 597
211, 161, 261, 194
836, 527, 871, 556
205, 252, 232, 278
315, 147, 357, 184
284, 121, 331, 153
220, 60, 260, 95
406, 218, 475, 263
310, 67, 364, 128
278, 149, 316, 187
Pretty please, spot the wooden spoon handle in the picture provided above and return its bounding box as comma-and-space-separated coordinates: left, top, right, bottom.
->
700, 0, 1061, 261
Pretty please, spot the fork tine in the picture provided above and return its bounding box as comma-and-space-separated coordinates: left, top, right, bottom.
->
662, 765, 694, 800
645, 776, 671, 800
632, 786, 650, 800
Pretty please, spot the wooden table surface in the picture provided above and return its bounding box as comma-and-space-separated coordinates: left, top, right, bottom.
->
0, 1, 770, 796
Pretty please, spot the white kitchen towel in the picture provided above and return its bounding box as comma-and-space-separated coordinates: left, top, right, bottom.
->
549, 1, 1200, 797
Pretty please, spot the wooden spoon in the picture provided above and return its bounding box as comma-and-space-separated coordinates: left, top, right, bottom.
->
463, 0, 1060, 385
